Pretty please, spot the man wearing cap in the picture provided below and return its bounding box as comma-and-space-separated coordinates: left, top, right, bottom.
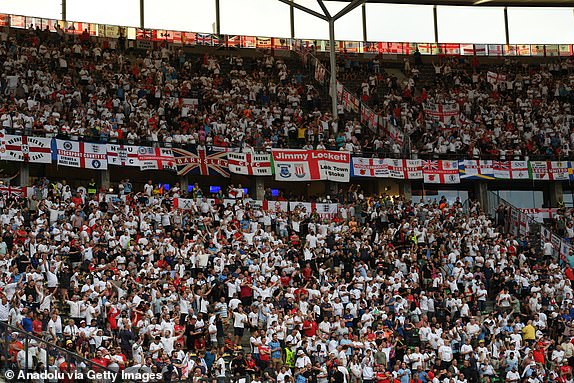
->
295, 349, 311, 369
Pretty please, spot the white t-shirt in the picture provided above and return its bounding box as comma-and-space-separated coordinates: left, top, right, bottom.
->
439, 345, 453, 362
233, 312, 247, 328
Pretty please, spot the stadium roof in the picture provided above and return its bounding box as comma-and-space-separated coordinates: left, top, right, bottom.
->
325, 0, 574, 6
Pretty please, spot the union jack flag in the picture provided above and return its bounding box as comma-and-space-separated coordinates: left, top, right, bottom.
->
196, 34, 219, 46
172, 147, 231, 177
196, 33, 213, 46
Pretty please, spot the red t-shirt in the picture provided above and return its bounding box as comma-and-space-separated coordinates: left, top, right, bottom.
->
259, 345, 271, 361
240, 276, 253, 298
32, 319, 43, 335
303, 320, 317, 337
91, 357, 110, 370
280, 276, 291, 287
533, 348, 545, 364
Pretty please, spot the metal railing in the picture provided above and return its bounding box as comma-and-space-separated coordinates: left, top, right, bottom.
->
0, 321, 121, 382
0, 321, 261, 383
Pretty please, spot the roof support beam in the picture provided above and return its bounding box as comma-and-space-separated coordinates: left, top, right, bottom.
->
276, 0, 328, 21
504, 6, 510, 45
333, 0, 365, 21
317, 0, 331, 18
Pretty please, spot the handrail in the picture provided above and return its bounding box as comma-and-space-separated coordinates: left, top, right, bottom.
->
0, 321, 258, 383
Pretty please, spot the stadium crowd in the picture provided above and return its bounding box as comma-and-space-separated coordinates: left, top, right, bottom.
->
0, 177, 573, 383
0, 24, 402, 157
0, 21, 574, 383
335, 52, 574, 159
4, 22, 574, 160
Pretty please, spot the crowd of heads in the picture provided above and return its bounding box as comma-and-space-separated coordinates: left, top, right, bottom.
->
0, 24, 403, 160
0, 22, 574, 383
333, 51, 574, 159
0, 176, 572, 383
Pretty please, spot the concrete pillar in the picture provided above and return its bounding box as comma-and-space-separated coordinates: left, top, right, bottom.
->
99, 170, 111, 190
547, 182, 564, 207
18, 163, 30, 186
254, 177, 265, 200
474, 181, 488, 213
327, 181, 339, 198
400, 181, 412, 202
180, 176, 189, 195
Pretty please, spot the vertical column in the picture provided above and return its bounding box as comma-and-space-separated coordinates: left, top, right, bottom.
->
328, 19, 338, 118
400, 181, 412, 202
475, 181, 488, 213
215, 0, 221, 35
546, 182, 564, 207
180, 176, 189, 195
254, 177, 265, 200
290, 0, 295, 39
361, 4, 367, 42
504, 7, 510, 45
140, 0, 145, 29
433, 5, 439, 44
18, 163, 30, 186
62, 0, 68, 23
99, 170, 111, 190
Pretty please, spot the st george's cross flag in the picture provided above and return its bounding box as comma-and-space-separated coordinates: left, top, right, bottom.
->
55, 140, 107, 170
351, 158, 389, 178
422, 160, 460, 184
385, 159, 423, 179
529, 161, 570, 181
492, 160, 530, 179
4, 135, 52, 163
106, 144, 141, 167
228, 152, 272, 176
137, 147, 176, 171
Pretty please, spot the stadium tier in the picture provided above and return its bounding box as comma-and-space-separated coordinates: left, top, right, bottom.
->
1, 6, 574, 383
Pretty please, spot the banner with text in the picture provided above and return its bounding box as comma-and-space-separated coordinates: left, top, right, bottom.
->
272, 149, 350, 182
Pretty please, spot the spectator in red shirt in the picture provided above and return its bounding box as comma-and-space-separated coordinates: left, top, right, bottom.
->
302, 317, 317, 337
32, 313, 43, 337
258, 337, 271, 370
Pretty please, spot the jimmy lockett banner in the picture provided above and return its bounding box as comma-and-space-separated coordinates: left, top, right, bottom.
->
271, 149, 350, 182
